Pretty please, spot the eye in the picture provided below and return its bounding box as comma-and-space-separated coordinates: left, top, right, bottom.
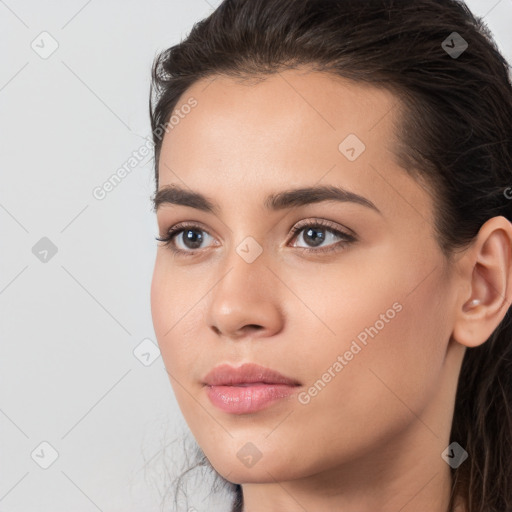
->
155, 222, 216, 257
288, 218, 356, 254
155, 218, 356, 257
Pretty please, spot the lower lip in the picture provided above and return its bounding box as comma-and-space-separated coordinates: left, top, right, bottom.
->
205, 383, 298, 414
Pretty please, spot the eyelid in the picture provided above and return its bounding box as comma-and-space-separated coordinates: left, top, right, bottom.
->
289, 217, 356, 239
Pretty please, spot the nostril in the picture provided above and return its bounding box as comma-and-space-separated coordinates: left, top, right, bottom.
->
243, 325, 264, 335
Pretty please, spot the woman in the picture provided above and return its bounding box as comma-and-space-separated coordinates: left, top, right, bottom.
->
149, 0, 512, 511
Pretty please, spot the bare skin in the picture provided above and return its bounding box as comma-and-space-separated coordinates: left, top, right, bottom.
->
150, 68, 512, 512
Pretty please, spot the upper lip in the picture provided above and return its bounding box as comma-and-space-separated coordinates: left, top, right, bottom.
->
203, 363, 301, 386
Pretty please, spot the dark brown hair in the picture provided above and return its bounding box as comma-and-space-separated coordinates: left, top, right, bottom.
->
148, 1, 512, 511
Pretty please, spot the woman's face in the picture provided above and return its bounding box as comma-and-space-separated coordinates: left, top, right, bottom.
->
150, 69, 463, 485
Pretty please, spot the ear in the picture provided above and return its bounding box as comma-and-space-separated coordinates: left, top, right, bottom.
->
452, 216, 512, 348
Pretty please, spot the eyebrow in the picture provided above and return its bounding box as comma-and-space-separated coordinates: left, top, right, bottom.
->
152, 184, 382, 215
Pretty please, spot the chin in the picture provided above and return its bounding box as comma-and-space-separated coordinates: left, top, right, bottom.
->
205, 448, 309, 485
214, 464, 291, 485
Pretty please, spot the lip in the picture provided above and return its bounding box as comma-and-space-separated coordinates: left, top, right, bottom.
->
203, 363, 301, 414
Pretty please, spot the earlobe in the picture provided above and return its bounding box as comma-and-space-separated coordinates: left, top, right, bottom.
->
452, 216, 512, 348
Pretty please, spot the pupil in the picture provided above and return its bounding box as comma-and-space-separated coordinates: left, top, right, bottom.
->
305, 227, 325, 247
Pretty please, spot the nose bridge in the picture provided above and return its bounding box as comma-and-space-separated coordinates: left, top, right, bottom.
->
220, 212, 271, 284
216, 235, 269, 308
205, 237, 282, 337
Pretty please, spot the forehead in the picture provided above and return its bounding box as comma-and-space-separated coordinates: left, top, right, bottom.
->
157, 68, 434, 225
163, 68, 399, 153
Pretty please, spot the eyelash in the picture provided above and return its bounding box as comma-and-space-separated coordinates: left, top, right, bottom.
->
155, 219, 356, 258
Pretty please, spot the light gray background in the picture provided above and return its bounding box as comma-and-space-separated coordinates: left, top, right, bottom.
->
1, 1, 511, 511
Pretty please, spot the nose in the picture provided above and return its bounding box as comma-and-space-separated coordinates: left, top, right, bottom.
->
205, 249, 284, 341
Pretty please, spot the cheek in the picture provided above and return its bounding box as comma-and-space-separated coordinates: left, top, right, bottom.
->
150, 257, 198, 369
151, 261, 208, 425
288, 241, 443, 387
150, 258, 172, 343
290, 263, 450, 456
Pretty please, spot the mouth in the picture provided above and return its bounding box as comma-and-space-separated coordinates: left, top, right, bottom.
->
202, 363, 301, 414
